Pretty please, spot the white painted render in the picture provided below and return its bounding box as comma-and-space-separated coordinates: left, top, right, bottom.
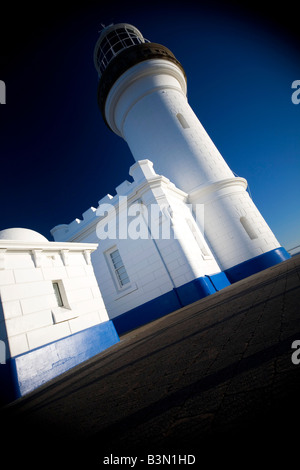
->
105, 59, 233, 192
189, 181, 280, 270
51, 32, 281, 320
51, 160, 221, 319
0, 229, 109, 360
104, 58, 280, 269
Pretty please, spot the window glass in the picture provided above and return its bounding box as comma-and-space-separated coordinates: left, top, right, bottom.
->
105, 49, 114, 62
109, 35, 119, 46
101, 39, 110, 53
118, 31, 128, 39
124, 38, 134, 46
52, 282, 63, 307
96, 26, 147, 76
110, 249, 130, 287
113, 42, 123, 53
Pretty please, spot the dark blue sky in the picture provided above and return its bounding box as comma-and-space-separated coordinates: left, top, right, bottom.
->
1, 1, 299, 250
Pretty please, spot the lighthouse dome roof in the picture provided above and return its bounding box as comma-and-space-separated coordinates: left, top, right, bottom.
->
0, 228, 48, 242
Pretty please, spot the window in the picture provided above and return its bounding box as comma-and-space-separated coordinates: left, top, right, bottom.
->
240, 216, 258, 240
113, 42, 123, 53
176, 113, 190, 129
52, 281, 64, 307
109, 249, 130, 287
95, 25, 149, 76
51, 280, 77, 324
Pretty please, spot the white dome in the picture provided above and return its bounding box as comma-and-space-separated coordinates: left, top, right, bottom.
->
0, 228, 48, 242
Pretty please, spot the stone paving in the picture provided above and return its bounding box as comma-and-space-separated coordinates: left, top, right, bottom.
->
1, 255, 300, 467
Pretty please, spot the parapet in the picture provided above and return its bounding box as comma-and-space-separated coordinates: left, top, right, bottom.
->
50, 160, 185, 243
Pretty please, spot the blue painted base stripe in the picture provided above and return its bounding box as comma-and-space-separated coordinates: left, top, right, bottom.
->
0, 320, 119, 403
175, 276, 216, 306
206, 272, 231, 291
224, 247, 291, 283
113, 248, 289, 335
113, 275, 221, 335
113, 290, 181, 335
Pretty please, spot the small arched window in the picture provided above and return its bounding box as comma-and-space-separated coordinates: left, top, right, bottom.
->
240, 216, 258, 240
176, 113, 190, 129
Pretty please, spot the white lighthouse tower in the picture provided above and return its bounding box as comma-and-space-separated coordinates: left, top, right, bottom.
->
93, 23, 290, 282
51, 23, 290, 334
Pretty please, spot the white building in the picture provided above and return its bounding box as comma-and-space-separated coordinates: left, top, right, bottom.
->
51, 23, 290, 334
0, 228, 119, 403
52, 159, 231, 334
1, 24, 290, 402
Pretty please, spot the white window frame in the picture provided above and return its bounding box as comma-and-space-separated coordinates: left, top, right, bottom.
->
105, 246, 131, 292
52, 280, 70, 309
51, 280, 78, 324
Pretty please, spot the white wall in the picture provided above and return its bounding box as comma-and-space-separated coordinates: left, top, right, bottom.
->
105, 57, 281, 272
0, 242, 109, 359
189, 179, 280, 270
106, 59, 233, 195
51, 160, 221, 320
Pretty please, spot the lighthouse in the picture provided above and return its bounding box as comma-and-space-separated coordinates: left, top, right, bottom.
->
51, 23, 290, 334
93, 23, 290, 282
